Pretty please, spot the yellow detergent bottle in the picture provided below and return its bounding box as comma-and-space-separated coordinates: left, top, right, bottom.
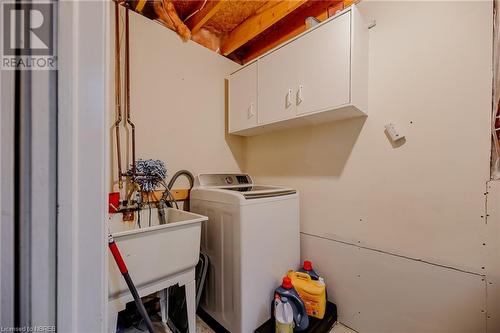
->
287, 270, 326, 319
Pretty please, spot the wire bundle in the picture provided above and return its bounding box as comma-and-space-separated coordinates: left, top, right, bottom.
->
132, 159, 167, 192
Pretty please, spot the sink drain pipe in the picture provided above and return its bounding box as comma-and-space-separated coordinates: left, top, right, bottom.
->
108, 234, 155, 333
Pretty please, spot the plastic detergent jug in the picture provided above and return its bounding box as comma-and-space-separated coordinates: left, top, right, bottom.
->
298, 260, 320, 280
274, 297, 294, 333
287, 271, 326, 319
274, 277, 309, 331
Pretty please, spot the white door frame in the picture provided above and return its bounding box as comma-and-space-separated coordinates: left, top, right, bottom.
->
57, 0, 109, 331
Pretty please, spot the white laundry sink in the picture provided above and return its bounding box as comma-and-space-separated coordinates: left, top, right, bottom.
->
108, 208, 208, 299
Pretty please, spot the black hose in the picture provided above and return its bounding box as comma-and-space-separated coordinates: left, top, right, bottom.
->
167, 170, 194, 190
166, 170, 195, 211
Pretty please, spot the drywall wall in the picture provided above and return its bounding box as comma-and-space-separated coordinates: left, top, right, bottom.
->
486, 180, 500, 330
109, 9, 242, 193
302, 234, 486, 333
244, 1, 493, 332
108, 8, 243, 234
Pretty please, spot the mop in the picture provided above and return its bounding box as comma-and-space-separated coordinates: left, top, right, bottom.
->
108, 233, 155, 333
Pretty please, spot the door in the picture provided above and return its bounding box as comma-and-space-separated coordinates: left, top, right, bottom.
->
258, 41, 298, 124
229, 62, 258, 132
295, 11, 351, 115
1, 5, 58, 328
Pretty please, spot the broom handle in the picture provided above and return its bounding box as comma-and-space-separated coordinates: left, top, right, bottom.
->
108, 235, 155, 333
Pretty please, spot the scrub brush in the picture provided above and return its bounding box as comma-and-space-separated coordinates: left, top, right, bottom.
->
130, 159, 167, 192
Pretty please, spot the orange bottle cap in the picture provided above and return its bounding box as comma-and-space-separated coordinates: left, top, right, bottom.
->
303, 260, 313, 271
282, 276, 293, 289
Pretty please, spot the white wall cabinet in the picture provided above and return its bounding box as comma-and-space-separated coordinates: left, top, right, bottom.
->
228, 62, 258, 132
294, 11, 351, 116
258, 40, 299, 124
228, 6, 368, 136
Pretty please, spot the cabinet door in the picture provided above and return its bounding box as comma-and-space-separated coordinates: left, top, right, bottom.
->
258, 42, 298, 125
229, 62, 258, 132
295, 11, 351, 115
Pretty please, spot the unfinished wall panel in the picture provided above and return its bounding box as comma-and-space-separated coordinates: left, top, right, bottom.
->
486, 180, 500, 332
244, 1, 493, 331
246, 0, 492, 273
301, 234, 486, 333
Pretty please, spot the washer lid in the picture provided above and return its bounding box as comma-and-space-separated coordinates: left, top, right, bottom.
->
221, 185, 278, 192
193, 174, 297, 200
220, 185, 296, 199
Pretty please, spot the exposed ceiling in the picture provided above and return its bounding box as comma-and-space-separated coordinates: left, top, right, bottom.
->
122, 0, 355, 64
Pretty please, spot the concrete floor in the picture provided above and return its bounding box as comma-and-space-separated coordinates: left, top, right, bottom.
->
164, 320, 355, 333
331, 322, 357, 333
163, 317, 214, 333
124, 314, 357, 333
123, 315, 212, 333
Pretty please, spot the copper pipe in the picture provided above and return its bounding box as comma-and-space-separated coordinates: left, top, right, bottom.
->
125, 7, 136, 176
114, 1, 124, 188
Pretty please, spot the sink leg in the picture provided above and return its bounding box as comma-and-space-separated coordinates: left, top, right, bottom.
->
185, 280, 197, 333
159, 288, 169, 325
108, 309, 118, 333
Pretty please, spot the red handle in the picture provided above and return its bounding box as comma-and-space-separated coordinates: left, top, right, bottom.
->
109, 241, 128, 274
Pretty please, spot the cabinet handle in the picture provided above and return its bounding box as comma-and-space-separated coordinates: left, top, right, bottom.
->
247, 103, 255, 119
297, 85, 303, 105
286, 89, 293, 108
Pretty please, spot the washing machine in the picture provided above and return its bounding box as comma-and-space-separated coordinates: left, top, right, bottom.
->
190, 173, 300, 333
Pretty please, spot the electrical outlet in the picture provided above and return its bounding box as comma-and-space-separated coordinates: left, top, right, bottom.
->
385, 123, 405, 142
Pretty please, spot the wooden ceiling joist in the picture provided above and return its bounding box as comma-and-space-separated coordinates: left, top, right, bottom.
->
129, 0, 356, 62
220, 0, 308, 56
185, 0, 227, 34
238, 0, 344, 63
